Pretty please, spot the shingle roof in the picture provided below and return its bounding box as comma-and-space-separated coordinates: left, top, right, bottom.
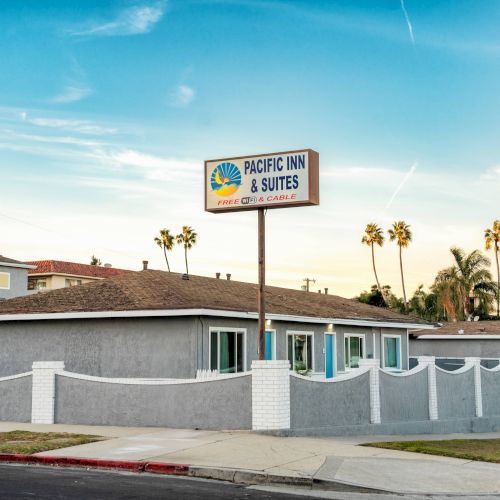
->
0, 270, 430, 325
26, 260, 131, 279
412, 320, 500, 336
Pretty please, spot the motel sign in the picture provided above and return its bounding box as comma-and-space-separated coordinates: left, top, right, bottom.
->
205, 149, 319, 213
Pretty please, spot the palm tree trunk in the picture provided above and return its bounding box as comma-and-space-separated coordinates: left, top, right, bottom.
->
496, 242, 500, 318
371, 244, 385, 305
399, 245, 407, 311
163, 247, 170, 272
185, 247, 189, 275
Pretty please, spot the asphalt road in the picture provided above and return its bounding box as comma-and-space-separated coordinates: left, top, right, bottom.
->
0, 464, 318, 500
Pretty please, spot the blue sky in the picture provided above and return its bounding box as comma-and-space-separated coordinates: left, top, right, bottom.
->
1, 0, 499, 297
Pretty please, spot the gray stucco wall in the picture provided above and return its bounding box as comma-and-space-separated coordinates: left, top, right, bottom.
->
202, 318, 408, 374
0, 314, 411, 379
201, 317, 327, 373
335, 326, 408, 372
290, 372, 371, 429
54, 375, 251, 429
0, 375, 32, 422
410, 338, 500, 359
0, 265, 28, 300
482, 369, 500, 417
0, 317, 199, 378
436, 368, 476, 420
380, 369, 429, 422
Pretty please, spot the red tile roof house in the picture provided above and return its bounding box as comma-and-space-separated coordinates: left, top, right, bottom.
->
410, 320, 500, 370
0, 270, 433, 379
26, 260, 131, 292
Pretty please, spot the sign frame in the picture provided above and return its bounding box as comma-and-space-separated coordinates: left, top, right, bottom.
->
204, 148, 319, 213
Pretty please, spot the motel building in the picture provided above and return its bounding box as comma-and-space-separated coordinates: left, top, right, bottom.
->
0, 270, 433, 380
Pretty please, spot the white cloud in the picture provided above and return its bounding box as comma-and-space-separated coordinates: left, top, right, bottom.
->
71, 2, 166, 37
50, 85, 93, 104
399, 0, 415, 46
28, 117, 116, 135
381, 160, 418, 215
110, 149, 200, 180
170, 85, 195, 107
322, 166, 397, 178
480, 165, 500, 181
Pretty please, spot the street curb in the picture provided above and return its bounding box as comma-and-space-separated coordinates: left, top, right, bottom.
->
187, 465, 391, 494
0, 455, 391, 494
0, 454, 189, 475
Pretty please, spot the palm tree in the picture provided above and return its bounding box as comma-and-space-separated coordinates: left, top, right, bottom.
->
449, 246, 496, 319
154, 229, 175, 272
485, 220, 500, 318
388, 221, 412, 311
361, 223, 386, 304
431, 267, 461, 322
176, 226, 197, 276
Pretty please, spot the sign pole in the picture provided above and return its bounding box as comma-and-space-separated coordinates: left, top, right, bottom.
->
258, 207, 265, 360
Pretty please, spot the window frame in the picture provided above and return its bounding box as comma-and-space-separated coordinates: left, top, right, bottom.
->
381, 333, 402, 371
209, 327, 247, 373
344, 333, 366, 370
0, 272, 11, 290
286, 330, 315, 372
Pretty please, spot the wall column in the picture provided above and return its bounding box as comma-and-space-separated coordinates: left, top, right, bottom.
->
358, 359, 381, 424
465, 357, 483, 418
251, 360, 290, 430
31, 361, 65, 424
417, 356, 438, 420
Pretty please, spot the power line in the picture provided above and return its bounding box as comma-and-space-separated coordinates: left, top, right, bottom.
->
0, 210, 143, 262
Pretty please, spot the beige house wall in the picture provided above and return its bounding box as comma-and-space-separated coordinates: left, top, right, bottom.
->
50, 275, 100, 289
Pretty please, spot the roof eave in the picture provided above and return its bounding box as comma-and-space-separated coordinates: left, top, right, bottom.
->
0, 308, 435, 329
0, 261, 37, 270
415, 334, 500, 339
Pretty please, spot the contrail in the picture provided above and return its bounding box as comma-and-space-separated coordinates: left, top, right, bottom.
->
400, 0, 415, 45
381, 161, 418, 215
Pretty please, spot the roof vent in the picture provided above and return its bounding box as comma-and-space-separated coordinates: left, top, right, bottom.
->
104, 263, 112, 268
216, 272, 221, 279
317, 290, 322, 294
226, 273, 231, 280
324, 288, 328, 295
142, 260, 148, 271
182, 273, 190, 280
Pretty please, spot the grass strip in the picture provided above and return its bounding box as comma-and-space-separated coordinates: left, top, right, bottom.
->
0, 430, 104, 455
363, 438, 500, 464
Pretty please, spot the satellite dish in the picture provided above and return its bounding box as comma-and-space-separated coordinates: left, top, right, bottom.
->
474, 316, 480, 322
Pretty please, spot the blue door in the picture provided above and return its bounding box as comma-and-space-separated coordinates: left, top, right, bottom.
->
265, 331, 274, 360
325, 334, 335, 378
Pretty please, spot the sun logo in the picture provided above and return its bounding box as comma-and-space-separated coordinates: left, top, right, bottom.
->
210, 163, 242, 197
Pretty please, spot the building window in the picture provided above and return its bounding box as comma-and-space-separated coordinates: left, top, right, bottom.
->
287, 332, 314, 371
344, 334, 365, 369
28, 278, 47, 291
65, 278, 82, 287
383, 335, 401, 370
210, 328, 246, 373
0, 272, 10, 290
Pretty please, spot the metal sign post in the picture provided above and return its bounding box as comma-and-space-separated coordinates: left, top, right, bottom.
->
258, 208, 265, 359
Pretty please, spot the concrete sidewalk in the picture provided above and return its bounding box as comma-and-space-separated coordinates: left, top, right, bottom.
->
1, 422, 500, 496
